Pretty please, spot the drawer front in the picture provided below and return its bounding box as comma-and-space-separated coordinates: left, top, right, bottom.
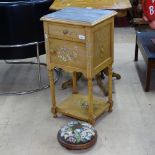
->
48, 23, 86, 43
48, 38, 86, 70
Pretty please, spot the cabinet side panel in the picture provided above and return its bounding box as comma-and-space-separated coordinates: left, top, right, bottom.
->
93, 19, 113, 69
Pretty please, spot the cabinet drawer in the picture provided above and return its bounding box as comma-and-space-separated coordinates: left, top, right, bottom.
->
48, 38, 86, 70
48, 23, 86, 43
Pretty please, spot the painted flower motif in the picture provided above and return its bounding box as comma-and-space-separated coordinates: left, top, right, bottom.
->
57, 46, 78, 62
67, 136, 77, 143
59, 121, 96, 144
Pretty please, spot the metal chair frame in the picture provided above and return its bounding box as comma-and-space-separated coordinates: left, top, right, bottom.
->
0, 41, 60, 95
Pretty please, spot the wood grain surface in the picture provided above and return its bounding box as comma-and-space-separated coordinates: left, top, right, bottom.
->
50, 0, 131, 10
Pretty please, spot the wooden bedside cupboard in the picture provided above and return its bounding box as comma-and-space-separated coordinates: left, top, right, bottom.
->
41, 7, 117, 124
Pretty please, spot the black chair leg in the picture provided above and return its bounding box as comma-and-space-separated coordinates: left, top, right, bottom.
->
135, 35, 138, 61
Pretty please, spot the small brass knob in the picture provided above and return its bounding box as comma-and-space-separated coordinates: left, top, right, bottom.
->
63, 29, 69, 34
50, 48, 55, 53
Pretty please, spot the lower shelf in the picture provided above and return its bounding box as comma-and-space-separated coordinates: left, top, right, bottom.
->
56, 94, 110, 122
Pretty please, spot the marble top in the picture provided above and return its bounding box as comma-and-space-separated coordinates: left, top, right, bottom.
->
41, 7, 117, 26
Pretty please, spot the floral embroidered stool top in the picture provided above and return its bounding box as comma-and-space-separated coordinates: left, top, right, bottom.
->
57, 121, 97, 150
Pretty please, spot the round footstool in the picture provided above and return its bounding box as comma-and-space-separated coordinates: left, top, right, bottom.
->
57, 121, 97, 150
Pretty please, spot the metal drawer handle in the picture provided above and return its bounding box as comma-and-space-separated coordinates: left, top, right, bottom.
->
63, 29, 69, 34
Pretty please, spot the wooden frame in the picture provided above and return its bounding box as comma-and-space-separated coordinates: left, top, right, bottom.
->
41, 8, 116, 124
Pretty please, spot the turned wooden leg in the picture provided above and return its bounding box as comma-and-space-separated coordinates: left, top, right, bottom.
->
88, 78, 95, 125
107, 65, 113, 112
48, 69, 57, 118
61, 72, 82, 89
72, 71, 78, 94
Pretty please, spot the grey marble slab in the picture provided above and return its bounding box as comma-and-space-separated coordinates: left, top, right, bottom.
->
42, 7, 116, 25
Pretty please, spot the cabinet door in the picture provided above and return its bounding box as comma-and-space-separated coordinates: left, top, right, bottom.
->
48, 38, 87, 71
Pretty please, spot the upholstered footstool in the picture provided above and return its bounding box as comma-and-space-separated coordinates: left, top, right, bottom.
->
57, 121, 97, 150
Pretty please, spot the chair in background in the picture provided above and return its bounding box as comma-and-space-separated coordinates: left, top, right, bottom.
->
135, 32, 155, 91
0, 0, 59, 95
